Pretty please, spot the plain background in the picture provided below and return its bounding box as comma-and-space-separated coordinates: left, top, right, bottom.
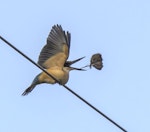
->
1, 0, 150, 132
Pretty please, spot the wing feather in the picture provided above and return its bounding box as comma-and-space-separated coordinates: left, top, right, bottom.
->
38, 25, 71, 69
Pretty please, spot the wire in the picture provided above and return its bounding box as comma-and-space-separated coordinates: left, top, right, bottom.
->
0, 35, 127, 132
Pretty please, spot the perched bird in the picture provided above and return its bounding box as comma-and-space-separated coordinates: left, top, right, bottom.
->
90, 53, 103, 70
22, 25, 84, 96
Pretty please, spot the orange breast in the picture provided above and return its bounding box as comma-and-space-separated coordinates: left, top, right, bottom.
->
38, 67, 69, 84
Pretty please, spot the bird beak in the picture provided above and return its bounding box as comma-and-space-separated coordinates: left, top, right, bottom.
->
65, 56, 85, 66
70, 56, 85, 64
70, 67, 86, 71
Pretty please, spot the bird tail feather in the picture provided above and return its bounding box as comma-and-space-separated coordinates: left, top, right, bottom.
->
22, 84, 36, 96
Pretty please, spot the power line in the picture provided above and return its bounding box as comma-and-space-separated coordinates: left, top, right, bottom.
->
0, 35, 127, 132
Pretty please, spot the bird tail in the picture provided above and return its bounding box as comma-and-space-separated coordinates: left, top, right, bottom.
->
22, 84, 36, 96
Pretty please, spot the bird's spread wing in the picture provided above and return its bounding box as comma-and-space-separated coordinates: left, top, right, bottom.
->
90, 53, 103, 70
38, 25, 71, 69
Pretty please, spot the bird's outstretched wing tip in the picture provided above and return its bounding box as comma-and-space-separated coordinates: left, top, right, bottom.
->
38, 24, 71, 68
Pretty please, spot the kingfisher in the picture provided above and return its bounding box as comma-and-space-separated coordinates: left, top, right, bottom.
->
22, 25, 85, 96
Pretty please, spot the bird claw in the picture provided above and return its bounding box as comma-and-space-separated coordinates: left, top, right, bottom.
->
57, 80, 63, 85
